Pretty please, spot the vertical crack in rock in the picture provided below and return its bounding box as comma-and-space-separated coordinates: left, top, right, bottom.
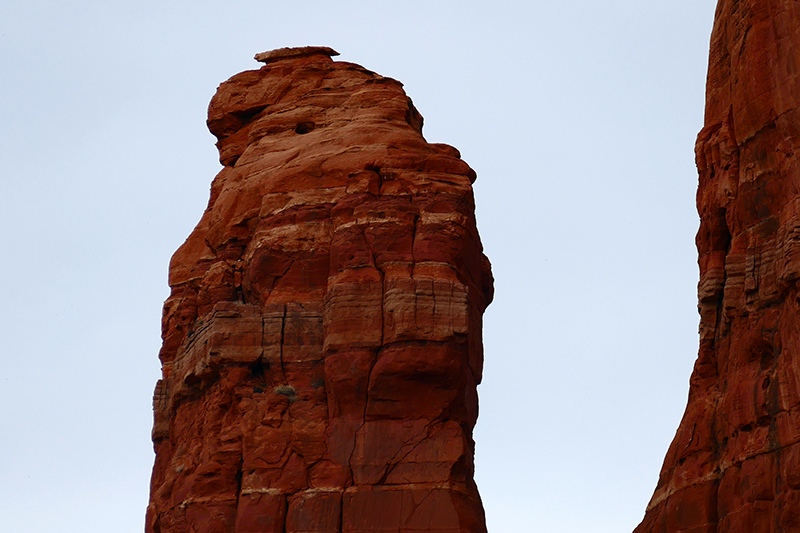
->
146, 46, 493, 533
635, 2, 800, 532
279, 304, 287, 378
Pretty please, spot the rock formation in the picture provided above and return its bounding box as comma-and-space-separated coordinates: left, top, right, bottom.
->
146, 47, 493, 533
635, 2, 800, 532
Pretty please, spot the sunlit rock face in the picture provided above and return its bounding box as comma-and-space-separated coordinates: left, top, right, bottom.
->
145, 46, 493, 533
635, 2, 800, 532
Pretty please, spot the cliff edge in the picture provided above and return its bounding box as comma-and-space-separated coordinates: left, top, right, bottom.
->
636, 2, 800, 531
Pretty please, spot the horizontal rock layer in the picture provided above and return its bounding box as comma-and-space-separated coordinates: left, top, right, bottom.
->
635, 2, 800, 532
146, 48, 493, 533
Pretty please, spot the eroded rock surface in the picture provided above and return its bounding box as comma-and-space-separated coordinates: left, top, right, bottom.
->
146, 47, 493, 533
635, 2, 800, 532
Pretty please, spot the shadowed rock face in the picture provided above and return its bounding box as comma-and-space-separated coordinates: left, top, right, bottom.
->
146, 47, 493, 533
635, 2, 800, 532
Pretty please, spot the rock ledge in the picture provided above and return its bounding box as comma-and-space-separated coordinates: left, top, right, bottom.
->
254, 46, 339, 64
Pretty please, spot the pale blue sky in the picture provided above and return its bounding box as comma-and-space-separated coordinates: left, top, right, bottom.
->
0, 1, 718, 531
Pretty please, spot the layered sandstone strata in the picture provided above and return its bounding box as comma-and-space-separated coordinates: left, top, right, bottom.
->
635, 2, 800, 532
146, 47, 493, 533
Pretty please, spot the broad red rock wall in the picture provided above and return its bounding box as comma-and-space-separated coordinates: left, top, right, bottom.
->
636, 2, 800, 532
146, 47, 493, 533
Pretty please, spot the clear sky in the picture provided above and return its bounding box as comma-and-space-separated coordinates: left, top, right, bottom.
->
0, 1, 719, 531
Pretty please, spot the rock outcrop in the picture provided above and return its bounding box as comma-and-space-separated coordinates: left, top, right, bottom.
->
635, 2, 800, 532
146, 46, 493, 533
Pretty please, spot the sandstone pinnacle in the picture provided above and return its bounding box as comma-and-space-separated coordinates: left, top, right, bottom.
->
146, 47, 493, 533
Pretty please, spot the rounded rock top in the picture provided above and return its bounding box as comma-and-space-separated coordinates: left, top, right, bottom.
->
254, 46, 340, 64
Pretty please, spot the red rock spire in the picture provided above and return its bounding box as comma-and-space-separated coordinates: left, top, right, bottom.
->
635, 2, 800, 531
146, 47, 493, 533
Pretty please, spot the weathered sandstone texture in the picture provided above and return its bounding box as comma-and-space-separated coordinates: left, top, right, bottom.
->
146, 46, 493, 533
635, 2, 800, 532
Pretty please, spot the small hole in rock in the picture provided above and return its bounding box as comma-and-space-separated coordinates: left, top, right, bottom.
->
295, 122, 315, 134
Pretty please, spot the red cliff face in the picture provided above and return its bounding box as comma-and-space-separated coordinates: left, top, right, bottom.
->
145, 47, 493, 533
636, 2, 800, 532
